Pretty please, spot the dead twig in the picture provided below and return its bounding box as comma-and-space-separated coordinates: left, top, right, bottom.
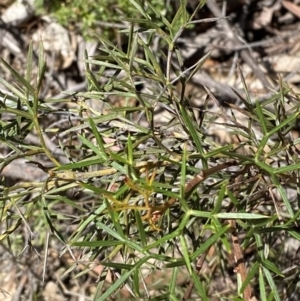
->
182, 244, 212, 301
229, 174, 254, 301
206, 0, 274, 90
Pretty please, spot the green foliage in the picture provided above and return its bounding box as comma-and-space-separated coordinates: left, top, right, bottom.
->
35, 0, 175, 39
1, 0, 300, 300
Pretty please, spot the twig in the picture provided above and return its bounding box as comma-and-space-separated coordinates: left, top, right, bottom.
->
149, 161, 237, 222
182, 244, 212, 301
206, 0, 274, 89
230, 175, 253, 301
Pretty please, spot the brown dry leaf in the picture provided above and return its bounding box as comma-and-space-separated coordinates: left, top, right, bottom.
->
264, 54, 300, 83
42, 282, 66, 301
2, 0, 35, 26
253, 7, 276, 29
0, 266, 16, 301
283, 0, 300, 18
32, 18, 76, 70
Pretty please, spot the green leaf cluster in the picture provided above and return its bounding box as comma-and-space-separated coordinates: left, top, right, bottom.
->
35, 0, 175, 39
1, 1, 300, 300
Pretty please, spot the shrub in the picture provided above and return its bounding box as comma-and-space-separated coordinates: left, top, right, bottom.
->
1, 1, 300, 300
